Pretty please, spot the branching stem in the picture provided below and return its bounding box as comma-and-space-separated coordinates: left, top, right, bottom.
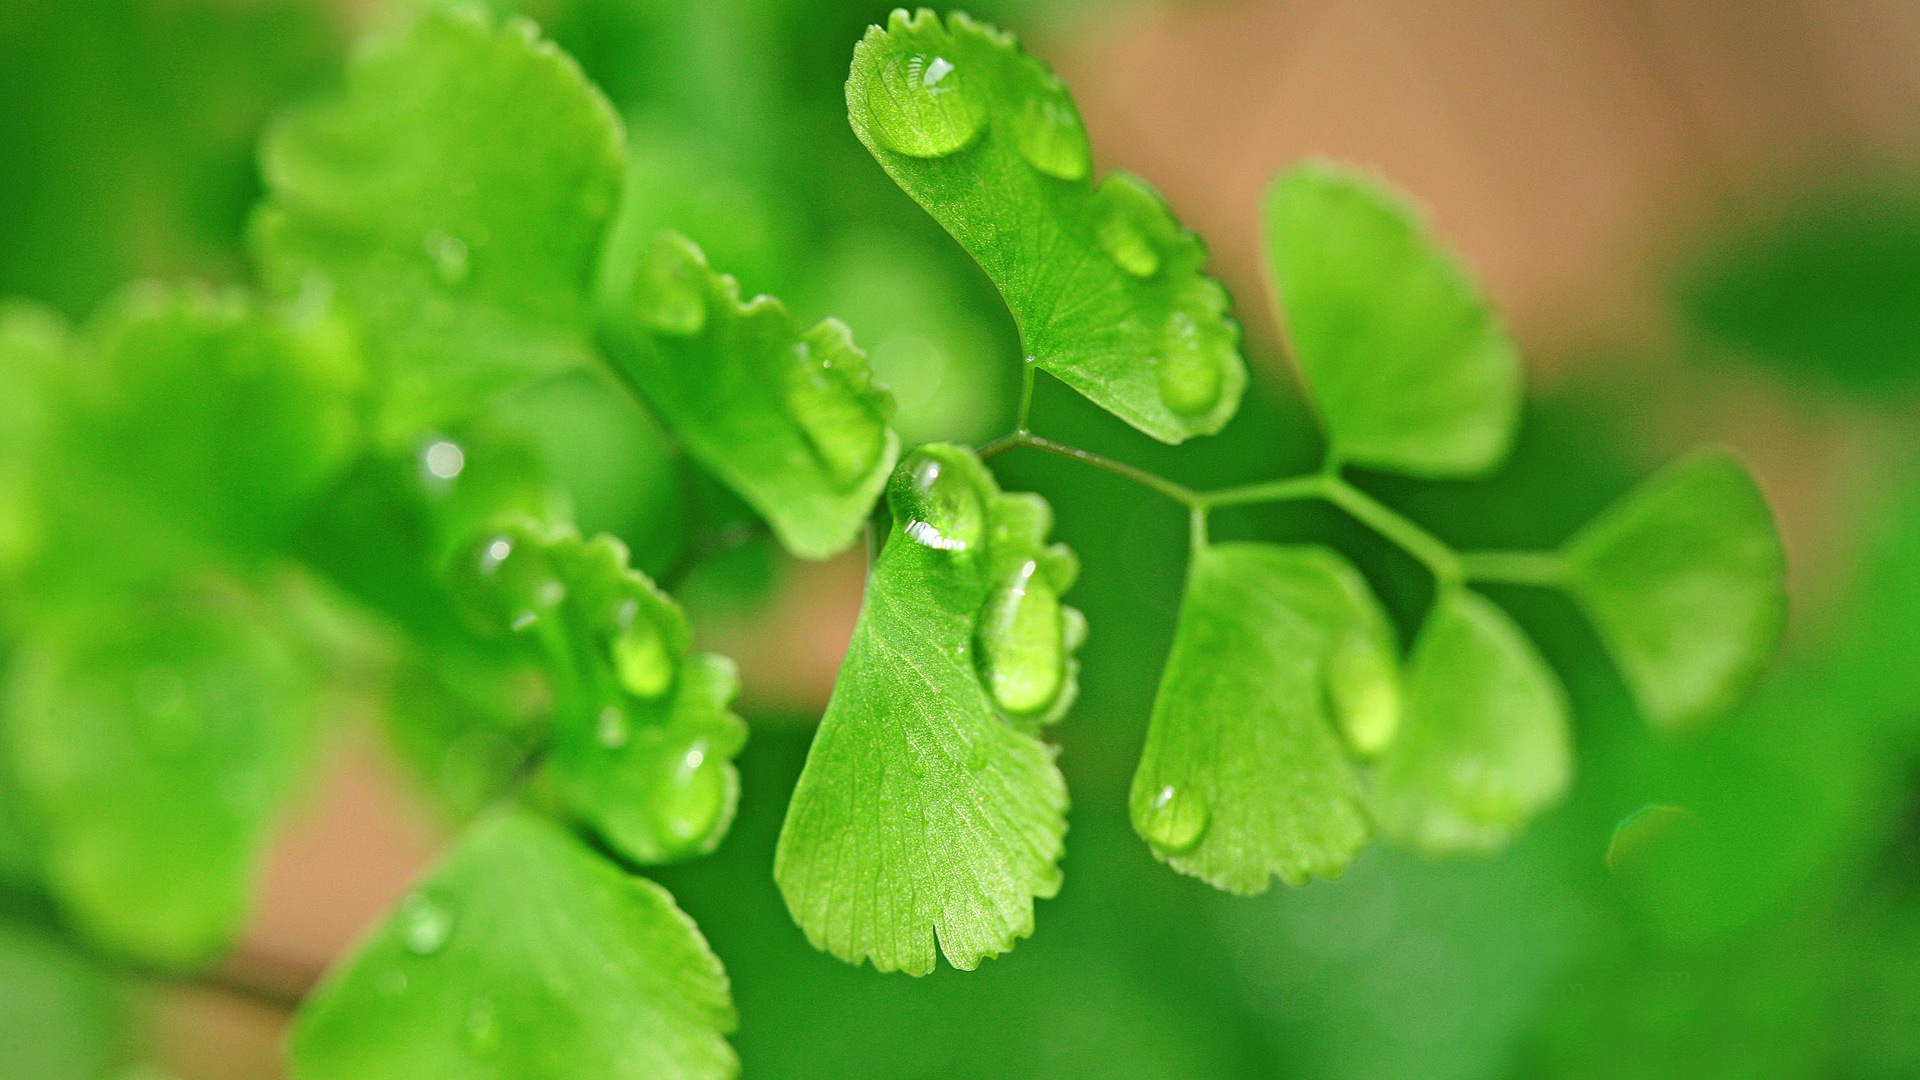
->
980, 428, 1559, 594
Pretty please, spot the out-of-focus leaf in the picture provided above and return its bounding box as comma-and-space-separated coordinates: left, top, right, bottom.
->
1564, 450, 1786, 732
0, 921, 125, 1080
846, 10, 1245, 443
1681, 187, 1920, 395
0, 582, 321, 966
775, 445, 1082, 974
597, 231, 898, 559
0, 300, 68, 578
1373, 589, 1571, 853
252, 8, 624, 438
1264, 161, 1520, 477
290, 810, 737, 1080
1131, 543, 1394, 894
445, 522, 747, 864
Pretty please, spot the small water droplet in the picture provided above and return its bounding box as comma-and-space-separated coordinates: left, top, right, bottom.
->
455, 531, 565, 637
636, 234, 707, 336
1137, 783, 1208, 854
377, 967, 409, 996
1606, 804, 1694, 872
889, 449, 983, 552
479, 536, 512, 574
596, 705, 631, 750
399, 893, 453, 956
610, 600, 673, 699
1326, 632, 1399, 757
652, 739, 725, 853
1095, 177, 1169, 278
975, 559, 1067, 717
781, 335, 888, 490
425, 231, 470, 286
464, 998, 500, 1055
1012, 80, 1090, 181
1157, 311, 1224, 416
867, 51, 985, 158
422, 439, 466, 481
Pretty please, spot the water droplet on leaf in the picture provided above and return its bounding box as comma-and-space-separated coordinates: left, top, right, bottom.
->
636, 235, 707, 336
1138, 783, 1208, 854
1157, 311, 1225, 416
1606, 804, 1694, 872
652, 739, 725, 853
1326, 632, 1399, 757
596, 705, 631, 750
422, 439, 465, 481
377, 968, 408, 996
975, 559, 1067, 717
868, 52, 985, 158
610, 600, 673, 699
1013, 81, 1090, 181
464, 999, 500, 1055
399, 893, 453, 956
781, 335, 888, 489
424, 232, 470, 286
889, 449, 983, 552
1095, 178, 1170, 278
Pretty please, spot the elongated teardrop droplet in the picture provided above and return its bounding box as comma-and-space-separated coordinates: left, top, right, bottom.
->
868, 52, 985, 158
652, 739, 726, 854
975, 559, 1067, 716
782, 335, 888, 489
1095, 176, 1171, 278
889, 449, 984, 552
1013, 80, 1091, 181
610, 599, 673, 699
1326, 631, 1400, 757
636, 234, 707, 336
1135, 782, 1208, 854
1157, 311, 1225, 416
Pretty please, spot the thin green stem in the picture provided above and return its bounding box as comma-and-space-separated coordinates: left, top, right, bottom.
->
1202, 473, 1331, 509
1460, 550, 1566, 587
1189, 505, 1209, 552
1321, 477, 1463, 588
980, 432, 1201, 506
1014, 358, 1038, 434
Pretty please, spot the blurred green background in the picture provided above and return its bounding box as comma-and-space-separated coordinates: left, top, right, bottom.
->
3, 0, 1919, 1076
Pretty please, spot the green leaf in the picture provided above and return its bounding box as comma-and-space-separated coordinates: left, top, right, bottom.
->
846, 10, 1245, 444
1564, 449, 1787, 732
0, 922, 125, 1080
597, 231, 898, 559
775, 444, 1082, 974
0, 300, 67, 579
1264, 161, 1521, 477
48, 284, 361, 569
443, 520, 748, 863
252, 8, 624, 438
290, 810, 737, 1080
1131, 544, 1395, 894
0, 581, 321, 966
1372, 589, 1571, 854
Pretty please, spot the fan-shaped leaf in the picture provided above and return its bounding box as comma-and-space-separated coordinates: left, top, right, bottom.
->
847, 10, 1245, 443
290, 810, 737, 1080
1264, 161, 1520, 477
1564, 450, 1787, 731
1131, 544, 1396, 894
1373, 589, 1571, 853
775, 444, 1083, 974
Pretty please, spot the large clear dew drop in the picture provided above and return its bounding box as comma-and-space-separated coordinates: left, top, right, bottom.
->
651, 739, 726, 854
975, 559, 1067, 716
890, 451, 984, 552
1137, 782, 1208, 854
868, 52, 985, 158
